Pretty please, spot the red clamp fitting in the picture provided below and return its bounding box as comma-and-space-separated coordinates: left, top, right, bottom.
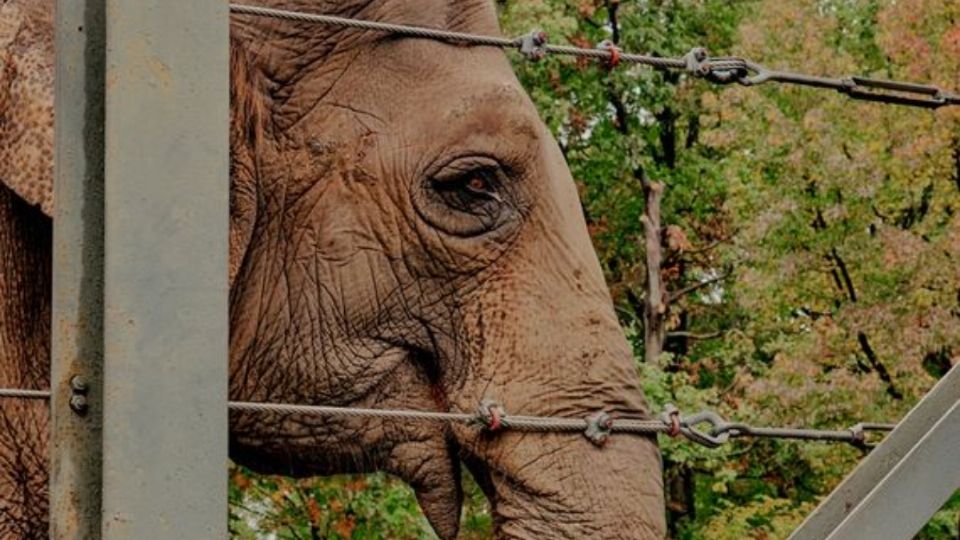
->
661, 404, 682, 438
597, 40, 621, 68
476, 399, 506, 432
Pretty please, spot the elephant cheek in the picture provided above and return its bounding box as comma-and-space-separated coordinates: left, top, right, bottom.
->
386, 436, 463, 540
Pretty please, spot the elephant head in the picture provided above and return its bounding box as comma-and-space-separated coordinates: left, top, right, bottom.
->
0, 0, 665, 538
226, 1, 664, 537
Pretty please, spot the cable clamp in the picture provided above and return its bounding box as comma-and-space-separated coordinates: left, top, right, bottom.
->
685, 47, 754, 85
519, 30, 549, 61
584, 411, 614, 446
846, 422, 895, 449
661, 404, 682, 438
684, 47, 709, 75
475, 399, 506, 432
597, 40, 621, 68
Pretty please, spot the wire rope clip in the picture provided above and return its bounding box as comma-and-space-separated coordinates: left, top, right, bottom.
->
683, 47, 752, 85
475, 399, 506, 432
847, 422, 896, 449
584, 410, 614, 447
683, 47, 709, 77
660, 404, 682, 438
596, 40, 621, 69
519, 30, 548, 61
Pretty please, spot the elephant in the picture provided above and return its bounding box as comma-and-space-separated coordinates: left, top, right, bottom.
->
0, 0, 666, 538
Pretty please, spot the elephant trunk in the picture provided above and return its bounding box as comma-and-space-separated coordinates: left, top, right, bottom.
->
469, 430, 664, 539
430, 128, 665, 538
450, 266, 667, 539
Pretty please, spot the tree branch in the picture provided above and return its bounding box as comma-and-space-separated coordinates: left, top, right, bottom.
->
605, 0, 621, 45
666, 330, 724, 340
639, 167, 667, 364
830, 247, 858, 303
953, 137, 960, 194
604, 1, 628, 135
668, 271, 730, 303
812, 196, 900, 398
857, 331, 903, 400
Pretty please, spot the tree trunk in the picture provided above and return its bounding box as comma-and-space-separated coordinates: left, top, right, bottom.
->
641, 174, 666, 365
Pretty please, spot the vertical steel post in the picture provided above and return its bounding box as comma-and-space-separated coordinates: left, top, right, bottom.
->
51, 1, 106, 538
52, 0, 230, 538
100, 0, 230, 537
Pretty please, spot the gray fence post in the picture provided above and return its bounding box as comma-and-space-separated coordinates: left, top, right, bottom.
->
51, 1, 107, 538
52, 1, 230, 538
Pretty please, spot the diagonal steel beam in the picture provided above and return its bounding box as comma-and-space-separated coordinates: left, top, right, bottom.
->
827, 400, 959, 540
790, 364, 960, 540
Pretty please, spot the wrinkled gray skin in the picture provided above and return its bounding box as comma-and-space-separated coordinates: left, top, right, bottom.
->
0, 1, 665, 538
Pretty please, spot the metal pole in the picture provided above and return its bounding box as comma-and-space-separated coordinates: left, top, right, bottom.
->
99, 0, 230, 537
790, 364, 960, 540
827, 400, 960, 540
52, 0, 230, 538
51, 1, 106, 538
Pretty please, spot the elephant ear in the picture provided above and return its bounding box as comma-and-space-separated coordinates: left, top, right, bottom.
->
0, 2, 54, 217
228, 39, 264, 286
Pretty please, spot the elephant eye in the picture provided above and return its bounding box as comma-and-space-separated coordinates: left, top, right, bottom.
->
466, 174, 497, 198
432, 166, 504, 211
417, 156, 518, 237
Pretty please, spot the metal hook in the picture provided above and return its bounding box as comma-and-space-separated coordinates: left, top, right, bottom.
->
679, 410, 732, 448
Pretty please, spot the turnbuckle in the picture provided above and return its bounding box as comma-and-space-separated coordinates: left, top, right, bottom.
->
838, 76, 960, 109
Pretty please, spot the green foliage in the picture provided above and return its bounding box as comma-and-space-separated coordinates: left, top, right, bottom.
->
229, 465, 432, 539
228, 464, 492, 539
230, 1, 960, 537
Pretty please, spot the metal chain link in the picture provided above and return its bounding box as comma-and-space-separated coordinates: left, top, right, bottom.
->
0, 388, 894, 449
229, 3, 960, 109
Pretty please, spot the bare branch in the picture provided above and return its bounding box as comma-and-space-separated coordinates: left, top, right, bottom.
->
640, 169, 666, 364
667, 330, 724, 340
668, 271, 730, 303
857, 332, 903, 400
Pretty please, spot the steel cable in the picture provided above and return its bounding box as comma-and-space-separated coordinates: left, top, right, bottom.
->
229, 400, 476, 423
228, 4, 520, 48
0, 387, 894, 448
0, 388, 51, 400
229, 3, 960, 109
